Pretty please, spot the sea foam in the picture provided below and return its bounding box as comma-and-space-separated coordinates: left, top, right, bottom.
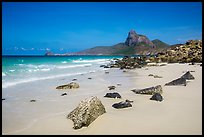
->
72, 59, 109, 63
2, 72, 6, 76
2, 71, 89, 88
56, 64, 92, 69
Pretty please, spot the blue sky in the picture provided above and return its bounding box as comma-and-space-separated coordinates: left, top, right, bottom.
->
2, 2, 202, 55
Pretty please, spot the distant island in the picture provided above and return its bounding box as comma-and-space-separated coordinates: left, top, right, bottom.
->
44, 29, 185, 56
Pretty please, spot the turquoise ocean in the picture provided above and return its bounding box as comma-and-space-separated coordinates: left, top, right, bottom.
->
2, 55, 123, 89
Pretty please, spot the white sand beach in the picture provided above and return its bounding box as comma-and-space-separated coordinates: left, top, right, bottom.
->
2, 63, 202, 135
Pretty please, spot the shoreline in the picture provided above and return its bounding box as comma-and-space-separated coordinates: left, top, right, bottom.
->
2, 63, 202, 135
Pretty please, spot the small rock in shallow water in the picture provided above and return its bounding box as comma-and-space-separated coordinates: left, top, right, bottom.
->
2, 98, 6, 101
72, 79, 77, 81
150, 93, 163, 102
100, 65, 106, 67
30, 100, 36, 102
88, 78, 92, 79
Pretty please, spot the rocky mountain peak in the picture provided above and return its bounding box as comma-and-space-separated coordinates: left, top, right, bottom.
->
125, 29, 155, 47
125, 29, 139, 46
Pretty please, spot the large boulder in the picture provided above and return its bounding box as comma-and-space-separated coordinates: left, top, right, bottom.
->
131, 85, 163, 95
164, 77, 186, 86
56, 82, 79, 89
104, 92, 122, 98
67, 96, 106, 129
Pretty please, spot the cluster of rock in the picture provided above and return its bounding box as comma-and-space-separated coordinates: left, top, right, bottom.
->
151, 40, 202, 63
101, 56, 148, 69
100, 40, 202, 70
65, 54, 197, 130
64, 71, 196, 130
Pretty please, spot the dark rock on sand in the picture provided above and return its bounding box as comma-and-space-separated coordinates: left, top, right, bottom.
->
189, 62, 195, 65
148, 74, 162, 78
100, 65, 106, 67
150, 93, 163, 102
72, 79, 77, 81
30, 100, 36, 102
108, 86, 116, 90
164, 77, 186, 86
148, 74, 154, 76
154, 75, 163, 78
2, 98, 6, 101
88, 78, 92, 79
104, 66, 110, 68
56, 82, 80, 89
131, 85, 163, 95
181, 71, 195, 80
125, 99, 134, 103
104, 92, 122, 98
189, 70, 195, 72
67, 96, 106, 129
61, 93, 67, 96
112, 100, 132, 109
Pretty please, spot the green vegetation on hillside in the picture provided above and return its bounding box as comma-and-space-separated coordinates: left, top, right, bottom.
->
152, 39, 169, 48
